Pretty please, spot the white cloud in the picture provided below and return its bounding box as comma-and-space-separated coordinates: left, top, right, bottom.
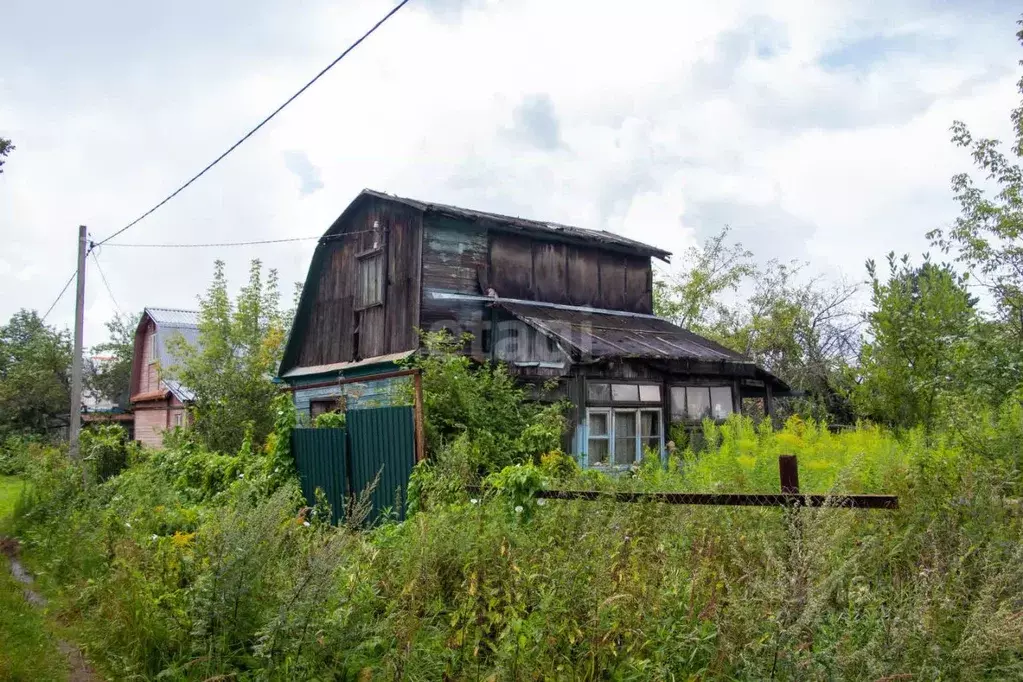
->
0, 0, 1020, 349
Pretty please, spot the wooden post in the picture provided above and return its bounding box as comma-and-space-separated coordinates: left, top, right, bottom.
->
779, 454, 800, 494
413, 370, 425, 462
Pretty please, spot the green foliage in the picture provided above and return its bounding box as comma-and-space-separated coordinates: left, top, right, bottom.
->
654, 227, 755, 331
12, 420, 1023, 679
486, 462, 545, 519
80, 423, 133, 482
312, 410, 345, 429
166, 260, 286, 453
0, 136, 13, 174
403, 330, 566, 472
86, 311, 140, 410
857, 254, 976, 431
0, 309, 71, 438
655, 232, 860, 422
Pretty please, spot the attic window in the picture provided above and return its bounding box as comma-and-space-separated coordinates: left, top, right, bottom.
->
357, 250, 384, 308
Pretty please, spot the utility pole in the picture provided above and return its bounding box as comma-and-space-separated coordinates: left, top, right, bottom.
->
68, 225, 87, 472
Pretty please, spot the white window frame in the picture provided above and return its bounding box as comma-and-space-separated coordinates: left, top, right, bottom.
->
173, 412, 183, 427
586, 407, 662, 468
670, 385, 734, 422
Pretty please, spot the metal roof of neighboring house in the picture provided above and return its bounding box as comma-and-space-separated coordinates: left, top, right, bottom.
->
499, 301, 747, 363
145, 307, 200, 328
164, 379, 195, 403
344, 189, 672, 261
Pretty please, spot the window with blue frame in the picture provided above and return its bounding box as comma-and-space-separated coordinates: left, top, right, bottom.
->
584, 382, 663, 467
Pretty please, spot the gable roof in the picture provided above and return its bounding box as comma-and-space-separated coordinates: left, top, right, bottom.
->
329, 189, 672, 261
146, 307, 200, 328
134, 307, 201, 403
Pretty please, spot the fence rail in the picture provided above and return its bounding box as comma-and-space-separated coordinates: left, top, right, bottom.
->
471, 454, 899, 510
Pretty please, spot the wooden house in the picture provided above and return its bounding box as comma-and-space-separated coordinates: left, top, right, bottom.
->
279, 190, 789, 468
130, 307, 198, 447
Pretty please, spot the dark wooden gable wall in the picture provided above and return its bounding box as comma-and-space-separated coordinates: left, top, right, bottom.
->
295, 197, 422, 368
489, 233, 653, 314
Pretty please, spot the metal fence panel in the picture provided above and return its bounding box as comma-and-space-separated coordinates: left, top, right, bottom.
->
348, 406, 416, 522
291, 428, 347, 524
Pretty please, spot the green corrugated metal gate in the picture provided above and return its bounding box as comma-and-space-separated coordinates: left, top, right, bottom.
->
291, 406, 416, 524
292, 428, 348, 524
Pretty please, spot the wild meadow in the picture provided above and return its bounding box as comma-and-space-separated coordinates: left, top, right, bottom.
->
5, 405, 1022, 681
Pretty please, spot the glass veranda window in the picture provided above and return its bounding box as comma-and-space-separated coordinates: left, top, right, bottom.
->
586, 408, 661, 467
670, 385, 734, 421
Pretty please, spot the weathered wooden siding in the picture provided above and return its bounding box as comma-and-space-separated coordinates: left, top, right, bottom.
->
420, 216, 489, 346
295, 199, 423, 367
292, 375, 412, 416
488, 233, 652, 314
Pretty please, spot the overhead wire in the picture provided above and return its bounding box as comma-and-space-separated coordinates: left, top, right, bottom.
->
93, 0, 412, 248
41, 269, 79, 321
90, 249, 124, 315
102, 235, 320, 249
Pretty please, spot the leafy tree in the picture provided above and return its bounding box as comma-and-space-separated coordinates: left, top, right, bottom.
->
929, 19, 1023, 395
0, 137, 13, 174
0, 309, 72, 436
86, 311, 140, 410
167, 260, 286, 453
856, 254, 976, 431
716, 261, 861, 421
653, 227, 755, 332
655, 229, 860, 420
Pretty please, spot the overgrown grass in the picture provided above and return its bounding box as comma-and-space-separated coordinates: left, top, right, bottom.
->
0, 566, 68, 681
0, 475, 28, 524
7, 415, 1023, 680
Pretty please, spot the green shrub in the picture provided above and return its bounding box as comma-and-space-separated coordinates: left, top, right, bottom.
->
312, 410, 345, 429
80, 423, 133, 482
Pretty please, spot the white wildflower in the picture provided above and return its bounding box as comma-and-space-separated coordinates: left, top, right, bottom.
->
303, 521, 311, 527
125, 522, 132, 528
470, 498, 479, 505
536, 498, 547, 506
151, 534, 158, 541
238, 473, 244, 479
514, 505, 524, 514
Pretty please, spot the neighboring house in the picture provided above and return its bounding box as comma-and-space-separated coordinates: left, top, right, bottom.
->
130, 307, 198, 447
279, 189, 790, 469
82, 353, 135, 437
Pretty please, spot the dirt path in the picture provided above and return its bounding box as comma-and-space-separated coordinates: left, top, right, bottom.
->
0, 537, 102, 682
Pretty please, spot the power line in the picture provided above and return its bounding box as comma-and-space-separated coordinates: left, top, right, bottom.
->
90, 250, 124, 315
102, 235, 319, 248
94, 0, 411, 248
42, 269, 78, 321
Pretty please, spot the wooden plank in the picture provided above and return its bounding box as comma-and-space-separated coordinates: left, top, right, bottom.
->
490, 234, 534, 299
625, 256, 653, 314
421, 219, 488, 294
566, 246, 600, 307
414, 371, 425, 462
533, 241, 568, 303
598, 252, 627, 310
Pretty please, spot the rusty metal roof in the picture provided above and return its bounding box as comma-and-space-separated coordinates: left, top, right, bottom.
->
499, 302, 748, 363
351, 189, 671, 261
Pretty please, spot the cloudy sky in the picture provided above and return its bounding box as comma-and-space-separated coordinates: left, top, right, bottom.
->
1, 0, 1020, 348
